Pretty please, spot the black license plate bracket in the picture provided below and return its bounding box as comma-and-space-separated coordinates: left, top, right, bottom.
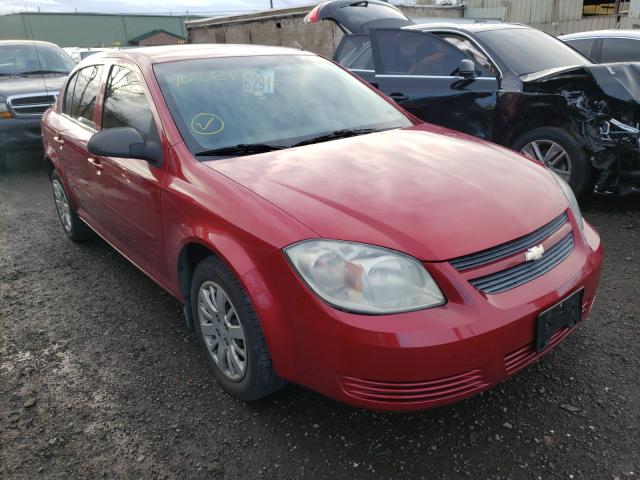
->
535, 289, 583, 352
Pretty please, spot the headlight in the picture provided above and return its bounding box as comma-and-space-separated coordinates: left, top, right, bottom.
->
0, 98, 11, 119
550, 171, 584, 231
284, 240, 445, 314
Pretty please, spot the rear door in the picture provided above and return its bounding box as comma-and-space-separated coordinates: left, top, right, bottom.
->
55, 64, 104, 222
370, 29, 500, 140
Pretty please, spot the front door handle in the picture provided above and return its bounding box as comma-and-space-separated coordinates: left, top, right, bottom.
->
53, 135, 65, 147
87, 157, 104, 172
388, 92, 409, 103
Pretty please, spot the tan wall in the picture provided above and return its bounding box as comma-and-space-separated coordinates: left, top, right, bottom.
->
138, 32, 185, 47
187, 5, 464, 57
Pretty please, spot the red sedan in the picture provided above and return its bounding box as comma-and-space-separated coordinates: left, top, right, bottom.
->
41, 45, 603, 411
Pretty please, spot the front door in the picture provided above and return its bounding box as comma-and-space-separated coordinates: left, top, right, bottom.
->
89, 63, 169, 281
370, 29, 500, 140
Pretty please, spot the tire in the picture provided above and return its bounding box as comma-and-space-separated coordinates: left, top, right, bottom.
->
512, 127, 593, 197
190, 256, 284, 401
51, 170, 93, 242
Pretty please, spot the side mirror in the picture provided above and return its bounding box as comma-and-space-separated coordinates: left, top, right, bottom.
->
87, 127, 162, 166
458, 58, 477, 79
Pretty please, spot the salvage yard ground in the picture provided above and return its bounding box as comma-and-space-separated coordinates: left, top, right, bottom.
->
1, 156, 639, 479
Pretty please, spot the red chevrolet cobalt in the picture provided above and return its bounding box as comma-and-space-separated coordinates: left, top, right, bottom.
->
42, 45, 602, 411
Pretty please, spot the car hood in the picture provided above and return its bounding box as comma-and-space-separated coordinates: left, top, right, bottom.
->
521, 63, 640, 104
203, 125, 567, 261
0, 75, 66, 98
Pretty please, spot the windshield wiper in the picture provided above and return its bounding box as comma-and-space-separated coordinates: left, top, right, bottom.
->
292, 128, 379, 147
195, 143, 287, 157
19, 69, 68, 75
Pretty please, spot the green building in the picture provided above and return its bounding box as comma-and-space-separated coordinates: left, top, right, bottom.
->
0, 12, 198, 47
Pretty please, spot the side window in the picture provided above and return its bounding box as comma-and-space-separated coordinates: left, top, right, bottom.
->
63, 73, 78, 115
350, 45, 374, 70
102, 65, 155, 141
64, 65, 103, 127
600, 38, 640, 63
374, 30, 467, 76
335, 35, 372, 70
439, 34, 497, 77
565, 38, 595, 60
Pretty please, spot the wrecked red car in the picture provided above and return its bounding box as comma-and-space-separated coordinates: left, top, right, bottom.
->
306, 0, 640, 196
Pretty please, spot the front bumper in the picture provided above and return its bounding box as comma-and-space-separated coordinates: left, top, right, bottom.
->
0, 117, 44, 153
246, 220, 603, 412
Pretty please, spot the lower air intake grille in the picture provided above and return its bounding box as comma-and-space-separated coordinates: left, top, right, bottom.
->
341, 370, 489, 404
469, 233, 574, 294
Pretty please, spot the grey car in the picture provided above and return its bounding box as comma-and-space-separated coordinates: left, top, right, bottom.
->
560, 30, 640, 64
0, 40, 75, 169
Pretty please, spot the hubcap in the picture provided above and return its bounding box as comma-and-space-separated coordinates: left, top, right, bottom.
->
198, 281, 247, 381
52, 179, 72, 233
520, 140, 572, 182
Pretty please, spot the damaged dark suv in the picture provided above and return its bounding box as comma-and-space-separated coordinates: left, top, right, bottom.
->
305, 0, 640, 196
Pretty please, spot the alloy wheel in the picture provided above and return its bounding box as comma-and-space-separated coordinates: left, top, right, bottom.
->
520, 140, 572, 182
53, 179, 72, 233
198, 281, 247, 381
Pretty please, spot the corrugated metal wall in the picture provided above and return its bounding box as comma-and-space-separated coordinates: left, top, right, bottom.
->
418, 0, 639, 35
0, 13, 192, 47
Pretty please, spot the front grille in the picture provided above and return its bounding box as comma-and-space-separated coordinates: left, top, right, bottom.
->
341, 369, 489, 404
469, 233, 574, 294
7, 92, 57, 118
450, 212, 568, 271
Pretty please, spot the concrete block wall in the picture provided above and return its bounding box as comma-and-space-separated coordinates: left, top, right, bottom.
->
187, 5, 464, 57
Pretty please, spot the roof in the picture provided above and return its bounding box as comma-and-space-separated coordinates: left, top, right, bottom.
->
0, 39, 59, 46
407, 22, 530, 33
95, 43, 312, 64
559, 29, 640, 40
128, 29, 185, 43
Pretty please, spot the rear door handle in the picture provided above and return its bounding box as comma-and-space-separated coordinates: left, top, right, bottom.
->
388, 93, 409, 103
87, 157, 104, 172
53, 135, 65, 146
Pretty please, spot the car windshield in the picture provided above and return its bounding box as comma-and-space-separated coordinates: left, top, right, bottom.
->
153, 54, 412, 156
0, 43, 75, 76
476, 28, 591, 76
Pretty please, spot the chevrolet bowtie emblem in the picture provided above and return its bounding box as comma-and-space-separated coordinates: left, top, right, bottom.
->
525, 245, 545, 262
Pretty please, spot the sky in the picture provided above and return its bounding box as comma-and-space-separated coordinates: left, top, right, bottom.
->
0, 0, 317, 16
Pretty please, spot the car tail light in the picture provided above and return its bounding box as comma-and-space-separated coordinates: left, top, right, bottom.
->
303, 5, 321, 23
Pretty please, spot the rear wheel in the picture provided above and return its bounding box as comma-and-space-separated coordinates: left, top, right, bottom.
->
512, 127, 593, 197
51, 171, 93, 242
191, 256, 284, 401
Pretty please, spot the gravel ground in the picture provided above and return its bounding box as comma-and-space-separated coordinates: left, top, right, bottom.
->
1, 157, 639, 479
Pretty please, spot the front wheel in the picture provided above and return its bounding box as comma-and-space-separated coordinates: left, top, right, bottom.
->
191, 256, 284, 401
512, 127, 593, 197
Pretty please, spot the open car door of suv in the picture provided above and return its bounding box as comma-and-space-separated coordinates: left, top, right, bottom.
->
370, 29, 500, 140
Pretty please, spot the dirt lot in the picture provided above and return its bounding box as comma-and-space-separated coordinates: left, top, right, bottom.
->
1, 157, 639, 479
